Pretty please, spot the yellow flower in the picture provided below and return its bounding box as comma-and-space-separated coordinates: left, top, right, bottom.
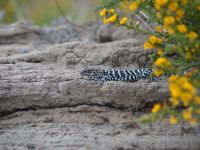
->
153, 69, 164, 76
178, 77, 188, 85
177, 24, 187, 33
154, 57, 167, 66
183, 109, 192, 120
136, 21, 140, 27
188, 31, 198, 40
100, 8, 106, 17
180, 92, 192, 106
164, 16, 175, 26
107, 9, 115, 14
103, 17, 109, 24
157, 38, 162, 43
169, 76, 197, 105
104, 14, 117, 24
157, 49, 164, 56
176, 9, 184, 21
129, 2, 138, 11
155, 0, 168, 10
182, 81, 196, 95
166, 27, 175, 35
169, 2, 178, 11
119, 17, 128, 25
109, 14, 117, 23
148, 35, 162, 44
143, 42, 154, 50
155, 26, 161, 32
169, 75, 178, 82
197, 5, 200, 11
156, 0, 168, 6
169, 83, 182, 98
169, 116, 177, 124
151, 103, 161, 113
194, 96, 200, 104
182, 0, 188, 5
148, 35, 158, 44
170, 97, 179, 107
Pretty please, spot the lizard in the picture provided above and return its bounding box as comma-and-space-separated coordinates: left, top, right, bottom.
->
80, 68, 156, 82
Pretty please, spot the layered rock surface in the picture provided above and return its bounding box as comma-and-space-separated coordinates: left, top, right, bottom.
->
0, 22, 199, 150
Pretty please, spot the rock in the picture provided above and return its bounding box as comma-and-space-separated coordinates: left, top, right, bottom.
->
96, 24, 147, 43
96, 24, 114, 43
0, 21, 99, 58
0, 21, 41, 45
0, 21, 199, 150
0, 106, 199, 150
0, 39, 149, 68
0, 62, 169, 115
0, 21, 97, 46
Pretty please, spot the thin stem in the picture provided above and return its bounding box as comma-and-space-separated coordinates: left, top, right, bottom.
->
55, 0, 74, 27
133, 13, 154, 32
126, 25, 156, 36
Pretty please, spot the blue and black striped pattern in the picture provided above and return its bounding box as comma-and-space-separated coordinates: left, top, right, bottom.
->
80, 68, 154, 82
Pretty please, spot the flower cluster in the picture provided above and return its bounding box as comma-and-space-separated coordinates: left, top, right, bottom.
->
151, 0, 199, 62
98, 0, 200, 125
147, 0, 200, 125
169, 76, 196, 106
144, 35, 163, 50
99, 8, 118, 24
168, 76, 200, 124
153, 57, 172, 76
150, 75, 200, 125
99, 7, 130, 26
99, 1, 143, 26
151, 0, 200, 125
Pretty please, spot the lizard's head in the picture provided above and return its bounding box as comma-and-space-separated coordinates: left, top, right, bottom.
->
141, 68, 153, 78
80, 68, 104, 80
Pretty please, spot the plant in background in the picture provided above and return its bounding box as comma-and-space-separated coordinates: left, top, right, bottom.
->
0, 0, 16, 23
97, 0, 200, 125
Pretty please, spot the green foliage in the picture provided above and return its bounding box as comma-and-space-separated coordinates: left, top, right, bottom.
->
0, 0, 16, 23
97, 0, 200, 125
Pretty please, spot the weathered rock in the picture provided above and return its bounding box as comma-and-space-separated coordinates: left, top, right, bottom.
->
0, 39, 149, 68
0, 21, 97, 46
0, 21, 100, 59
0, 22, 41, 45
0, 105, 136, 126
0, 106, 199, 150
0, 62, 169, 115
0, 21, 199, 150
96, 24, 114, 43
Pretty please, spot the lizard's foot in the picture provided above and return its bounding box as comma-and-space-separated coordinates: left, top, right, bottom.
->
147, 76, 159, 83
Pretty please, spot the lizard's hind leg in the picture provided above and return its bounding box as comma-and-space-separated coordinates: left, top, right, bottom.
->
147, 76, 160, 83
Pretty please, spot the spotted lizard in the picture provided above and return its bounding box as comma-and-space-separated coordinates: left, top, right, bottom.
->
80, 68, 156, 82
